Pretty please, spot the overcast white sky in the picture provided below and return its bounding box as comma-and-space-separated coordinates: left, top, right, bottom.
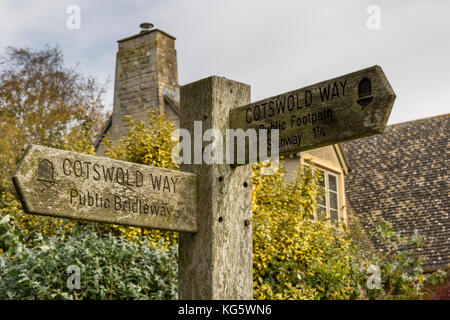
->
0, 0, 449, 124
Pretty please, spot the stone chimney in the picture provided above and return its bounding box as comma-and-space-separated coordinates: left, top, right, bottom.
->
96, 23, 179, 155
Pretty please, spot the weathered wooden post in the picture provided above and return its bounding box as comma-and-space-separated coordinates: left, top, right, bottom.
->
178, 76, 253, 299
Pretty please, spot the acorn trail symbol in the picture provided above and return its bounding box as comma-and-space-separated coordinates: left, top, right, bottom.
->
357, 78, 374, 111
36, 159, 55, 188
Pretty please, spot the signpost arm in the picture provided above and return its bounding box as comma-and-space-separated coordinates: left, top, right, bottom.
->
178, 76, 253, 299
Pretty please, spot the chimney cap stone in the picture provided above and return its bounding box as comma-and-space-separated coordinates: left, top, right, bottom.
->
140, 22, 154, 31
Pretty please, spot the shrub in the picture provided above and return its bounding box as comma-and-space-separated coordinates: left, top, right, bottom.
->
99, 110, 179, 248
252, 161, 447, 300
0, 216, 177, 300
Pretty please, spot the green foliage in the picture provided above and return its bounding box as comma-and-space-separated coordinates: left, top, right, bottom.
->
0, 105, 180, 300
0, 45, 108, 192
252, 162, 353, 299
103, 110, 177, 169
0, 44, 107, 239
0, 215, 177, 300
349, 219, 447, 299
100, 110, 179, 247
252, 161, 447, 300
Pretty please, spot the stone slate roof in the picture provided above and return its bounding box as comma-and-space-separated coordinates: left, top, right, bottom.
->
163, 94, 179, 116
342, 114, 449, 271
94, 115, 112, 150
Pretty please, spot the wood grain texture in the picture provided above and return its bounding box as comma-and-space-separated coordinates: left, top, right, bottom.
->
178, 77, 253, 299
229, 65, 396, 163
12, 145, 197, 232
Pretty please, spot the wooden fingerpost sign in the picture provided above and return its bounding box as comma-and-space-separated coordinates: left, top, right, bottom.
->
178, 77, 253, 299
12, 145, 197, 232
229, 65, 396, 163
